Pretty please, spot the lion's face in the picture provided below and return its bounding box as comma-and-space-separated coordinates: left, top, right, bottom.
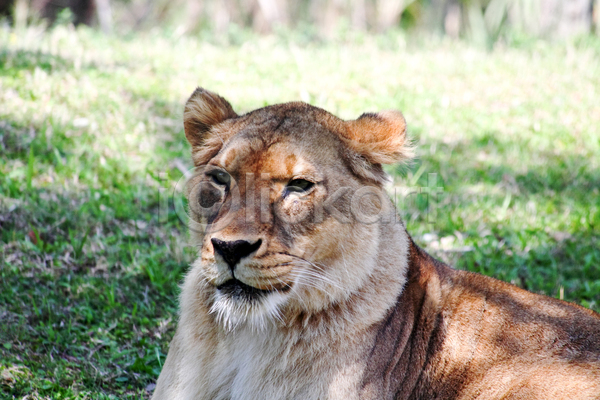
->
183, 89, 411, 330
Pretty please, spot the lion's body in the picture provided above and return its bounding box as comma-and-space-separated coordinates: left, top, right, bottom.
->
152, 89, 600, 400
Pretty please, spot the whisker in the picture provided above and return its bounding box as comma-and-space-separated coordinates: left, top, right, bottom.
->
281, 253, 343, 289
206, 254, 347, 331
338, 242, 352, 281
286, 268, 344, 294
295, 267, 344, 291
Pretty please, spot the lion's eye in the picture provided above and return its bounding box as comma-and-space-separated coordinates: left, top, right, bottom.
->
286, 179, 314, 194
208, 170, 231, 186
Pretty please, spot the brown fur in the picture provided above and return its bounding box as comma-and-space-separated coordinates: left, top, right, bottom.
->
152, 88, 600, 400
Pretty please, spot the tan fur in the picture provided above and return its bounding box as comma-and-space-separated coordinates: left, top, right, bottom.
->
152, 88, 600, 400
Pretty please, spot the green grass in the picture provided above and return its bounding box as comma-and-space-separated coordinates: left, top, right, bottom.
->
1, 24, 599, 398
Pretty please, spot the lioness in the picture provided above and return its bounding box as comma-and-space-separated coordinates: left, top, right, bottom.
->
152, 88, 600, 400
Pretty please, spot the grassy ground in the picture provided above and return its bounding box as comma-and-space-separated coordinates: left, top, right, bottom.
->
1, 24, 599, 398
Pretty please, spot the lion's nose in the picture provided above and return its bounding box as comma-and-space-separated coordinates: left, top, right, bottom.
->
211, 238, 262, 272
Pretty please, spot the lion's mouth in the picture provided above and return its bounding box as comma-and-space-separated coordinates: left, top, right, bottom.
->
212, 279, 292, 330
216, 279, 280, 302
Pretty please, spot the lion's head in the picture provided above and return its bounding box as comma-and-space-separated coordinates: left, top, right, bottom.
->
182, 88, 413, 331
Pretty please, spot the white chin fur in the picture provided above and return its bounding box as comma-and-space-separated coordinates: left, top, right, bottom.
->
209, 290, 288, 332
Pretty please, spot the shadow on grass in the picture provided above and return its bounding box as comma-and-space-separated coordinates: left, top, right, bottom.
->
401, 135, 599, 310
1, 151, 191, 398
1, 106, 189, 398
0, 186, 191, 397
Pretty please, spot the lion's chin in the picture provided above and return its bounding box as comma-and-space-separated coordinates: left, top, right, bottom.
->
216, 279, 274, 302
210, 280, 288, 332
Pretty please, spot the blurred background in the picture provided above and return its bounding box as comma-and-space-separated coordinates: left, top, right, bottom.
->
1, 0, 599, 42
1, 1, 599, 399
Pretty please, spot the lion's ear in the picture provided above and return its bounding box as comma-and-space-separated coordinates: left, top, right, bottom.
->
341, 110, 414, 183
184, 88, 238, 148
344, 110, 412, 164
